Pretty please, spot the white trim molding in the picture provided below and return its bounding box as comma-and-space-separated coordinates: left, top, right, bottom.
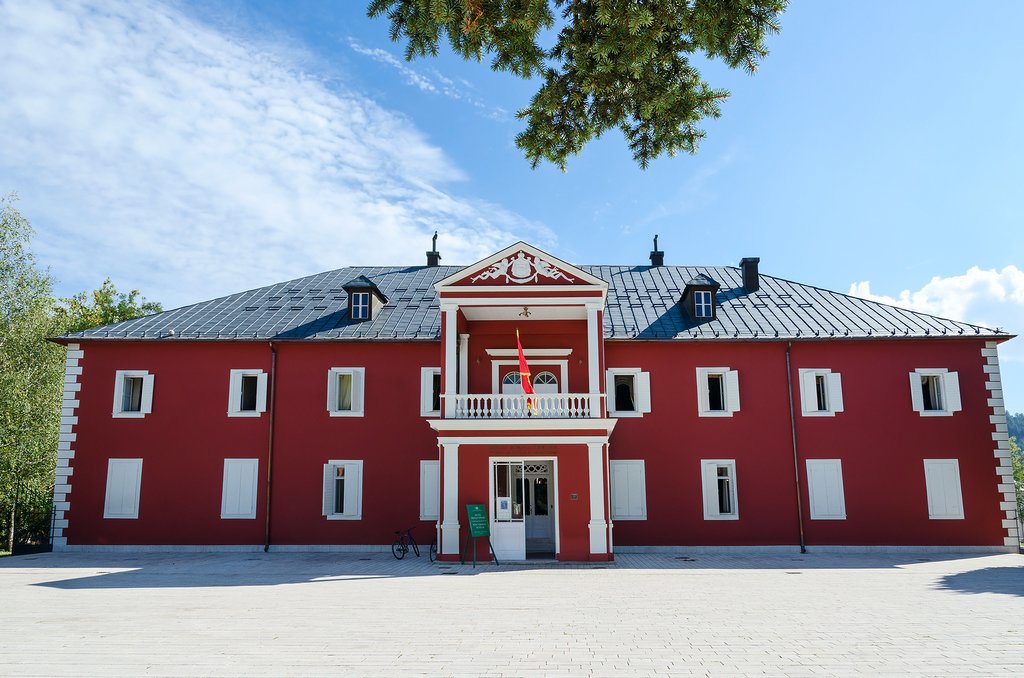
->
53, 343, 83, 549
981, 342, 1020, 547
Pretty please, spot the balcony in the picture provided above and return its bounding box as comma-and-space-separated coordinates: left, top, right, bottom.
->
446, 393, 603, 419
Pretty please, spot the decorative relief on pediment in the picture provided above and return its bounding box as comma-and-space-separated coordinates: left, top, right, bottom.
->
469, 251, 576, 285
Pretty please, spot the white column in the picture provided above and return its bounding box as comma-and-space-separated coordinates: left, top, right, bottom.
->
443, 306, 457, 417
458, 333, 470, 395
587, 306, 601, 414
587, 442, 608, 555
441, 443, 460, 555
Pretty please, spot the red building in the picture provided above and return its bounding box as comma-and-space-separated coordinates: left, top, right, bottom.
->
51, 242, 1020, 559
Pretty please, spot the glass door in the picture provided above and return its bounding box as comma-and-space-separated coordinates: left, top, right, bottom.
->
491, 460, 526, 560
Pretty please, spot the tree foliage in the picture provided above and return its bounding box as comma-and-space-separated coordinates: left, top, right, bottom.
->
57, 277, 162, 333
1011, 436, 1023, 522
368, 0, 787, 169
1, 196, 162, 553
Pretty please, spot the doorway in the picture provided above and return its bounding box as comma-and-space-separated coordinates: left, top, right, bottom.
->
489, 458, 557, 561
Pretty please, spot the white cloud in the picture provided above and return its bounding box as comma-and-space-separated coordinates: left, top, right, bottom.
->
0, 0, 548, 308
850, 266, 1024, 412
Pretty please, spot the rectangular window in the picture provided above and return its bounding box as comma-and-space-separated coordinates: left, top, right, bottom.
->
798, 369, 844, 416
419, 460, 440, 520
606, 368, 651, 416
610, 460, 647, 520
323, 460, 363, 519
103, 458, 143, 519
701, 460, 738, 520
420, 367, 442, 416
694, 290, 713, 318
806, 459, 847, 520
923, 459, 964, 519
351, 292, 370, 320
112, 370, 154, 418
909, 369, 961, 416
696, 368, 740, 417
327, 368, 365, 416
228, 369, 267, 417
221, 459, 259, 519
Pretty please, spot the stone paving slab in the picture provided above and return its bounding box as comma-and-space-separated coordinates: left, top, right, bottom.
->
0, 551, 1022, 676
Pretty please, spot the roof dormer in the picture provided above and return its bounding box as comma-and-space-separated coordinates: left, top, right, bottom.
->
343, 276, 388, 322
681, 273, 720, 322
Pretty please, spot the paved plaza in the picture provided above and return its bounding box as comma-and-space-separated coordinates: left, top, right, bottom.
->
1, 550, 1022, 676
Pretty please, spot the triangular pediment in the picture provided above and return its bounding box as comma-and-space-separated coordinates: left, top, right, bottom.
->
436, 242, 607, 290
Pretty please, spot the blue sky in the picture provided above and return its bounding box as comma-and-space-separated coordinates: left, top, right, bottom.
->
1, 0, 1021, 411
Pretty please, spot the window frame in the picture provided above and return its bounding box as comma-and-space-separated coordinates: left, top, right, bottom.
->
419, 460, 440, 521
322, 459, 363, 520
798, 368, 845, 417
606, 368, 651, 417
693, 290, 714, 318
923, 458, 965, 520
609, 459, 648, 520
351, 292, 370, 320
103, 458, 143, 519
420, 367, 442, 417
701, 459, 739, 520
220, 458, 259, 520
805, 459, 847, 520
111, 370, 154, 418
696, 368, 740, 417
909, 369, 962, 417
327, 367, 366, 417
227, 369, 267, 418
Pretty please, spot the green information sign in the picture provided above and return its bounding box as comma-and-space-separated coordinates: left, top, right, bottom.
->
466, 504, 490, 537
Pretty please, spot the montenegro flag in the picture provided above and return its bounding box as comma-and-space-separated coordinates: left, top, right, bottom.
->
516, 329, 536, 412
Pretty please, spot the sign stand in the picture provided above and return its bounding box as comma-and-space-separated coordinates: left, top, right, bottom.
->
461, 504, 499, 568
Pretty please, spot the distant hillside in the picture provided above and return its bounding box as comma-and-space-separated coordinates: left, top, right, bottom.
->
1009, 412, 1023, 443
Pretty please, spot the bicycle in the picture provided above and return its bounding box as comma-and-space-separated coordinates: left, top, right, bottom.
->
428, 534, 437, 562
391, 527, 420, 559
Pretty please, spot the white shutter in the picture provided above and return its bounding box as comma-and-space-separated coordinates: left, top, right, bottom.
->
610, 462, 630, 518
944, 371, 961, 413
343, 462, 361, 517
112, 375, 125, 415
255, 372, 268, 413
799, 370, 817, 414
909, 372, 924, 412
924, 459, 964, 519
352, 369, 365, 414
626, 461, 645, 517
701, 462, 719, 518
322, 463, 335, 516
420, 460, 440, 520
326, 371, 338, 412
605, 369, 616, 412
695, 369, 709, 413
806, 459, 846, 520
636, 372, 652, 414
228, 370, 242, 413
725, 370, 741, 413
221, 459, 258, 519
827, 372, 844, 413
140, 374, 155, 414
103, 458, 143, 519
610, 460, 647, 520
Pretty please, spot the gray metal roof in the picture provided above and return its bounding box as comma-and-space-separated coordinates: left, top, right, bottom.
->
60, 264, 1008, 342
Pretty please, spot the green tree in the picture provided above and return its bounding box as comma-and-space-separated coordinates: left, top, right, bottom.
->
368, 0, 787, 169
1011, 436, 1023, 524
0, 195, 64, 554
57, 277, 161, 333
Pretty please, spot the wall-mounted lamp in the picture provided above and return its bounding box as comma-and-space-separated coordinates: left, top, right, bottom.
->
519, 306, 532, 317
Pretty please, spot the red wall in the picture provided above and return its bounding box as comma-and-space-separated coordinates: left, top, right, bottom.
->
605, 338, 1005, 547
463, 319, 589, 394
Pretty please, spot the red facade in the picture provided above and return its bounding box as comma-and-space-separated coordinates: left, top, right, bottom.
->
52, 243, 1019, 558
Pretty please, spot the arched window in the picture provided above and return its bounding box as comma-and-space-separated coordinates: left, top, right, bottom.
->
533, 371, 558, 394
502, 371, 523, 394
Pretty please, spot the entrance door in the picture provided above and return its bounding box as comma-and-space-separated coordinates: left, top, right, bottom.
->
491, 461, 525, 561
524, 462, 555, 556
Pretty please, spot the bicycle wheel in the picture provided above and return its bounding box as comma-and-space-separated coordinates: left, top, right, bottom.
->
391, 540, 406, 560
408, 533, 420, 557
428, 539, 437, 563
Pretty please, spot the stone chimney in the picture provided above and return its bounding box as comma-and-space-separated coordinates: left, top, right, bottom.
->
649, 235, 664, 267
426, 231, 441, 267
740, 257, 760, 292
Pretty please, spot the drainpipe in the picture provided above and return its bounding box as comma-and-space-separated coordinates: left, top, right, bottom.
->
785, 342, 807, 554
263, 342, 278, 552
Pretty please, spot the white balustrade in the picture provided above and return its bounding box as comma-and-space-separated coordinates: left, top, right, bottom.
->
447, 393, 603, 419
